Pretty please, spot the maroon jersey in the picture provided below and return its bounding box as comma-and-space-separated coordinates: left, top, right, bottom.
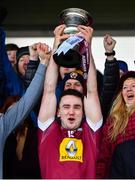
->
38, 120, 101, 179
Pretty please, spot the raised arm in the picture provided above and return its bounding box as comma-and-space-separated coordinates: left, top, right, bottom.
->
2, 43, 51, 138
38, 25, 70, 123
101, 34, 119, 123
77, 25, 102, 124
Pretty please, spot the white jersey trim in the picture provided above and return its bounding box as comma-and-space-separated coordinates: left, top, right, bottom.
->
38, 117, 54, 131
86, 117, 103, 132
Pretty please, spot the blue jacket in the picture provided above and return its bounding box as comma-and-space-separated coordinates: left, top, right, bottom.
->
0, 28, 40, 125
0, 27, 23, 99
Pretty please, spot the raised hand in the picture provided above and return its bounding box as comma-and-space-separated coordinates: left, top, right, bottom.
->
36, 42, 51, 66
76, 25, 93, 44
53, 24, 70, 49
104, 34, 116, 52
29, 43, 39, 60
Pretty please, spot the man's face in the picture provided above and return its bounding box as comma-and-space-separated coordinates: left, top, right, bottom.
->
58, 95, 83, 130
64, 79, 83, 93
7, 50, 17, 66
18, 54, 30, 76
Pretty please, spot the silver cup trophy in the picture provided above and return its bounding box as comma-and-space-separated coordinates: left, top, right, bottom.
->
53, 8, 93, 68
59, 8, 93, 34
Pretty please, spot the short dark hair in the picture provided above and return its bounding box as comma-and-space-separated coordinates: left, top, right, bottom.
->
6, 43, 19, 51
60, 89, 84, 103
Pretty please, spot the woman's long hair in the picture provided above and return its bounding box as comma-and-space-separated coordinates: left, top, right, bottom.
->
108, 91, 135, 141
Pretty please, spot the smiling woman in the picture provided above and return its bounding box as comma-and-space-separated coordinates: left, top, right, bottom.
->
122, 78, 135, 107
96, 71, 135, 179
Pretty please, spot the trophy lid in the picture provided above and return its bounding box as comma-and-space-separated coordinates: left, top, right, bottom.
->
59, 8, 93, 27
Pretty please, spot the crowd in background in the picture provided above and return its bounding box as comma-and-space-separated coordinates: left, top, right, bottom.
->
0, 16, 135, 179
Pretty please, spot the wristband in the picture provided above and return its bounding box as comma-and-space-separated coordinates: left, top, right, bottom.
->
105, 50, 115, 56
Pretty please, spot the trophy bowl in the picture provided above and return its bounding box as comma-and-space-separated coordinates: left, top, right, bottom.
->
59, 8, 93, 34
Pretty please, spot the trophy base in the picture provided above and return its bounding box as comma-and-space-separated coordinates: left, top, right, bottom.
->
64, 26, 79, 34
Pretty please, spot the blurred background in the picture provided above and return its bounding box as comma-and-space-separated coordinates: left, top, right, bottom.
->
1, 0, 135, 72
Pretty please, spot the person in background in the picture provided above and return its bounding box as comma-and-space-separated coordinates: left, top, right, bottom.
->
6, 43, 19, 70
0, 41, 50, 179
0, 26, 52, 179
62, 70, 84, 93
3, 42, 51, 179
96, 71, 135, 178
1, 36, 40, 98
1, 37, 42, 122
16, 46, 30, 76
15, 45, 40, 92
37, 25, 102, 179
59, 66, 77, 79
100, 34, 120, 123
